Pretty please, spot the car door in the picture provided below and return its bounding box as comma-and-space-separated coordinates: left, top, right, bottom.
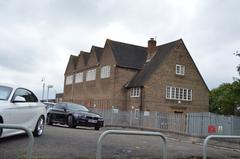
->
10, 88, 37, 127
52, 103, 68, 123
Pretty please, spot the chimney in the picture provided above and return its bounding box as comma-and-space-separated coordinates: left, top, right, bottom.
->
147, 38, 157, 61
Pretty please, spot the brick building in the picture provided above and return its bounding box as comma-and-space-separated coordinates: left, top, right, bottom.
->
63, 38, 209, 114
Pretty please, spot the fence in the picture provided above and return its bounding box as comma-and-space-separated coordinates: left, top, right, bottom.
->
93, 109, 240, 136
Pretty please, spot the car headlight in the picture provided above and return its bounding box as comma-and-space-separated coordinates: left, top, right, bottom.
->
78, 114, 87, 119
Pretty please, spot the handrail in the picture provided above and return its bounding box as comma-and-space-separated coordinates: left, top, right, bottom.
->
203, 135, 240, 159
0, 124, 34, 159
96, 130, 167, 159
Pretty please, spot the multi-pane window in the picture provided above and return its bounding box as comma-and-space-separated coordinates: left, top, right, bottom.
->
166, 86, 192, 101
66, 75, 73, 85
176, 64, 185, 75
101, 65, 111, 79
75, 72, 83, 83
130, 88, 141, 97
86, 69, 96, 81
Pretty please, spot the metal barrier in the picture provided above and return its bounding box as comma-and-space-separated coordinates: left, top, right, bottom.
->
203, 135, 240, 159
96, 130, 167, 159
0, 124, 34, 159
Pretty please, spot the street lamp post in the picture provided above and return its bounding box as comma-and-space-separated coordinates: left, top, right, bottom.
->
47, 85, 53, 102
41, 78, 45, 101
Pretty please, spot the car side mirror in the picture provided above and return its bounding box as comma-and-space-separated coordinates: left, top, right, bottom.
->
13, 96, 26, 103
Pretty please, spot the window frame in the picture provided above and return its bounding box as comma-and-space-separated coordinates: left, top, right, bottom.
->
66, 75, 74, 85
100, 65, 111, 79
130, 88, 141, 97
86, 69, 96, 81
176, 64, 185, 75
166, 86, 192, 101
75, 72, 83, 83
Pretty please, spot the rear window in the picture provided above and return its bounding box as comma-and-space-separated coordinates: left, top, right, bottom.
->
0, 86, 13, 100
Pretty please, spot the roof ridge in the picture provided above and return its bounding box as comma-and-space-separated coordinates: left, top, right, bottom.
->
107, 39, 146, 49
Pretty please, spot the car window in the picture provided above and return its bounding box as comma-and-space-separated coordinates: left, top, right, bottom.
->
67, 103, 89, 112
0, 86, 13, 100
53, 103, 66, 109
12, 88, 38, 102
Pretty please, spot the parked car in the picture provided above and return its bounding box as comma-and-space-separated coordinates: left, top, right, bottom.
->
0, 84, 46, 138
47, 102, 104, 130
43, 102, 56, 113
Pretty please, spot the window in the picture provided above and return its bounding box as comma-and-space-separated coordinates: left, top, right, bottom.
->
176, 64, 185, 75
75, 72, 83, 83
130, 88, 141, 97
166, 86, 192, 101
101, 65, 111, 79
0, 86, 13, 100
86, 69, 96, 81
12, 88, 38, 102
135, 109, 139, 119
66, 75, 73, 85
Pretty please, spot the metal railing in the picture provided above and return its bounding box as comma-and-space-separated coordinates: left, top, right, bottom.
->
96, 130, 167, 159
0, 124, 34, 159
203, 135, 240, 159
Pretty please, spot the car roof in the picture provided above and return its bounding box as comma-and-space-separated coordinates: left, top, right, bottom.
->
0, 83, 19, 90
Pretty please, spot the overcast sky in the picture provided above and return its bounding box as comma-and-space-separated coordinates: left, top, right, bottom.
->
0, 0, 239, 100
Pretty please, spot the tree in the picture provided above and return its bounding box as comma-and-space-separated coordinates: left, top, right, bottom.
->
234, 51, 240, 76
209, 80, 240, 115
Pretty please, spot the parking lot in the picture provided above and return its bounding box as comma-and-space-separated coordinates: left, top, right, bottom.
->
0, 125, 239, 159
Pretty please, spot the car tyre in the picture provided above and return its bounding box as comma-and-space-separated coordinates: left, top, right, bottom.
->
33, 116, 44, 137
0, 120, 2, 137
47, 114, 53, 125
67, 115, 76, 128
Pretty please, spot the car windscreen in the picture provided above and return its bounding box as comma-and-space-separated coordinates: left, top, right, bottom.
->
0, 86, 13, 100
67, 103, 89, 112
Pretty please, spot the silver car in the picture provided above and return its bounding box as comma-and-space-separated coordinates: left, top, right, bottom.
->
0, 84, 46, 138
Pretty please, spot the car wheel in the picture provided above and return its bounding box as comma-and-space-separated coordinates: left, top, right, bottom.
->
47, 114, 53, 125
94, 126, 100, 131
33, 116, 44, 137
67, 115, 76, 128
0, 119, 3, 136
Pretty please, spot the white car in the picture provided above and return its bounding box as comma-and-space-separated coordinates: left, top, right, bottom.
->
0, 84, 46, 138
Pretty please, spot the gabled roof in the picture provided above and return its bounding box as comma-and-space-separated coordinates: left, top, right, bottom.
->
91, 46, 103, 62
126, 39, 180, 88
64, 55, 79, 75
79, 51, 90, 66
107, 39, 147, 70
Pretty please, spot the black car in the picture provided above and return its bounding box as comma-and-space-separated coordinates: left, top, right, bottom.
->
46, 102, 104, 130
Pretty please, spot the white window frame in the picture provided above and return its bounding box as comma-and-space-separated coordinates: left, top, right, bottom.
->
130, 88, 141, 97
66, 75, 73, 85
176, 64, 185, 75
86, 69, 96, 81
135, 109, 139, 119
101, 65, 111, 79
166, 86, 192, 101
75, 72, 83, 83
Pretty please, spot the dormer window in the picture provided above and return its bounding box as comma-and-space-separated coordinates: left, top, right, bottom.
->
130, 88, 141, 97
176, 64, 185, 75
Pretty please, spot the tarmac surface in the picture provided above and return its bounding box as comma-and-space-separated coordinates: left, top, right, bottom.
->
0, 125, 239, 159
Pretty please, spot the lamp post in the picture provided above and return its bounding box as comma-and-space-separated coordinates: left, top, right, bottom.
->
41, 78, 45, 101
47, 85, 53, 102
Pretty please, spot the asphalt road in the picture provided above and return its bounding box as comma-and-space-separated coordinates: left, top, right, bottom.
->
0, 125, 239, 159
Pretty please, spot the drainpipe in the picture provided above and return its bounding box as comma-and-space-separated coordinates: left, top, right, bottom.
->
139, 86, 144, 127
